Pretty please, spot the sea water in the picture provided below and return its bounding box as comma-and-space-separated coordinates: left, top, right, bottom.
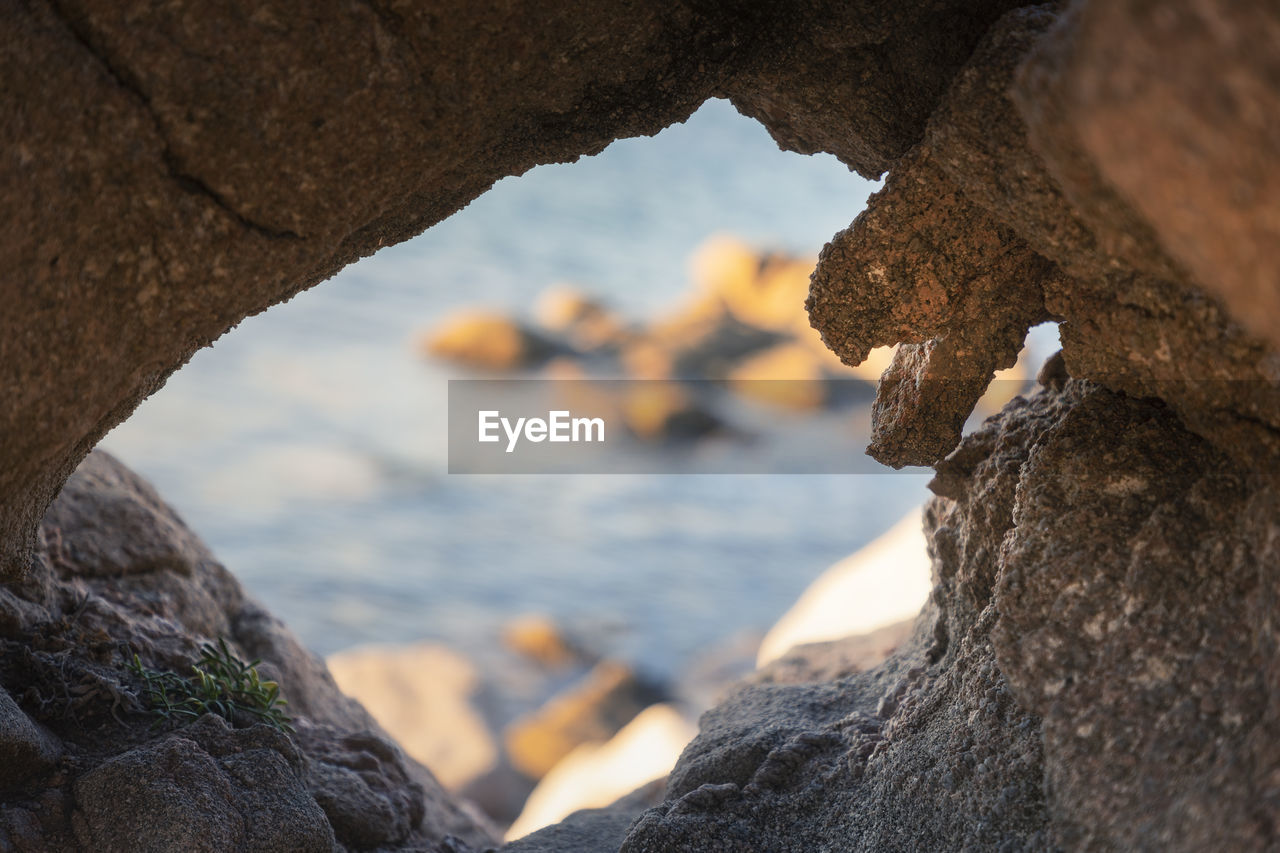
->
102, 99, 931, 677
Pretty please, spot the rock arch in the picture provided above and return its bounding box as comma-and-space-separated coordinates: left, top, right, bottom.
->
1, 0, 1019, 576
4, 0, 1280, 849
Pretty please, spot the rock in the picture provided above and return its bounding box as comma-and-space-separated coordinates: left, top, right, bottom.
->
422, 311, 562, 371
934, 4, 1280, 465
674, 630, 763, 716
756, 507, 932, 667
327, 643, 498, 792
868, 340, 996, 468
5, 0, 1280, 849
1018, 0, 1280, 352
0, 788, 75, 851
755, 619, 916, 686
229, 600, 372, 733
615, 385, 1069, 852
500, 780, 666, 853
73, 714, 334, 853
0, 451, 499, 851
297, 722, 431, 850
501, 614, 588, 670
723, 0, 1026, 178
327, 628, 596, 829
989, 386, 1280, 850
506, 704, 696, 841
3, 0, 775, 575
615, 380, 1279, 852
802, 4, 1279, 470
504, 662, 665, 781
619, 384, 724, 446
807, 147, 1057, 467
0, 688, 61, 794
726, 343, 832, 411
39, 451, 215, 580
869, 333, 1036, 466
623, 313, 785, 382
324, 619, 618, 828
689, 237, 813, 337
533, 286, 630, 354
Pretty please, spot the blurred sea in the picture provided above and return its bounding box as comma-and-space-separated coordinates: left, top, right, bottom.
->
102, 99, 933, 677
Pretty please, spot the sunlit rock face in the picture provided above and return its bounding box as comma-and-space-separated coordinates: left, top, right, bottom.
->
806, 6, 1279, 470
3, 0, 1280, 849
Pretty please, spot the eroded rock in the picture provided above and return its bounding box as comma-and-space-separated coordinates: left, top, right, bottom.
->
298, 724, 431, 850
5, 0, 1280, 850
808, 4, 1280, 468
992, 388, 1280, 849
605, 377, 1279, 852
1, 0, 742, 576
1017, 0, 1280, 351
807, 148, 1055, 466
0, 451, 499, 852
0, 0, 1113, 577
619, 387, 1076, 852
73, 715, 334, 853
0, 688, 62, 794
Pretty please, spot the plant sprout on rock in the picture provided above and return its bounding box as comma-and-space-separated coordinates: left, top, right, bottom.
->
127, 637, 293, 733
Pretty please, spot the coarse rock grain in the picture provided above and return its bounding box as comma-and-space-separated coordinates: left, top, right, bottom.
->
5, 1, 1280, 850
0, 451, 499, 852
617, 380, 1278, 851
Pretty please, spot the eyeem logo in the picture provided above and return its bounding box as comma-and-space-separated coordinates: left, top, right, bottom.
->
478, 410, 606, 452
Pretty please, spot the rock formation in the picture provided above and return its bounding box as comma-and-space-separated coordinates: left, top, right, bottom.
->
755, 507, 930, 668
0, 451, 498, 850
0, 0, 1033, 577
507, 705, 695, 841
4, 0, 1279, 850
621, 380, 1279, 851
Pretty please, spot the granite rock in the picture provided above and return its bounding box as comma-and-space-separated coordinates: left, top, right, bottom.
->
619, 380, 1278, 851
0, 451, 499, 852
4, 0, 1280, 850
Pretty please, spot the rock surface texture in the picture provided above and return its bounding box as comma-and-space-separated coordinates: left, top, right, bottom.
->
4, 0, 1280, 851
0, 0, 1036, 578
618, 382, 1279, 851
0, 451, 497, 852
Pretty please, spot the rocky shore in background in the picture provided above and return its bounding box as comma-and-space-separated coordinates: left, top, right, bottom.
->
422, 236, 1032, 446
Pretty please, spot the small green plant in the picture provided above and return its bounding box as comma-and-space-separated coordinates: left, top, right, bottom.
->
127, 638, 293, 733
